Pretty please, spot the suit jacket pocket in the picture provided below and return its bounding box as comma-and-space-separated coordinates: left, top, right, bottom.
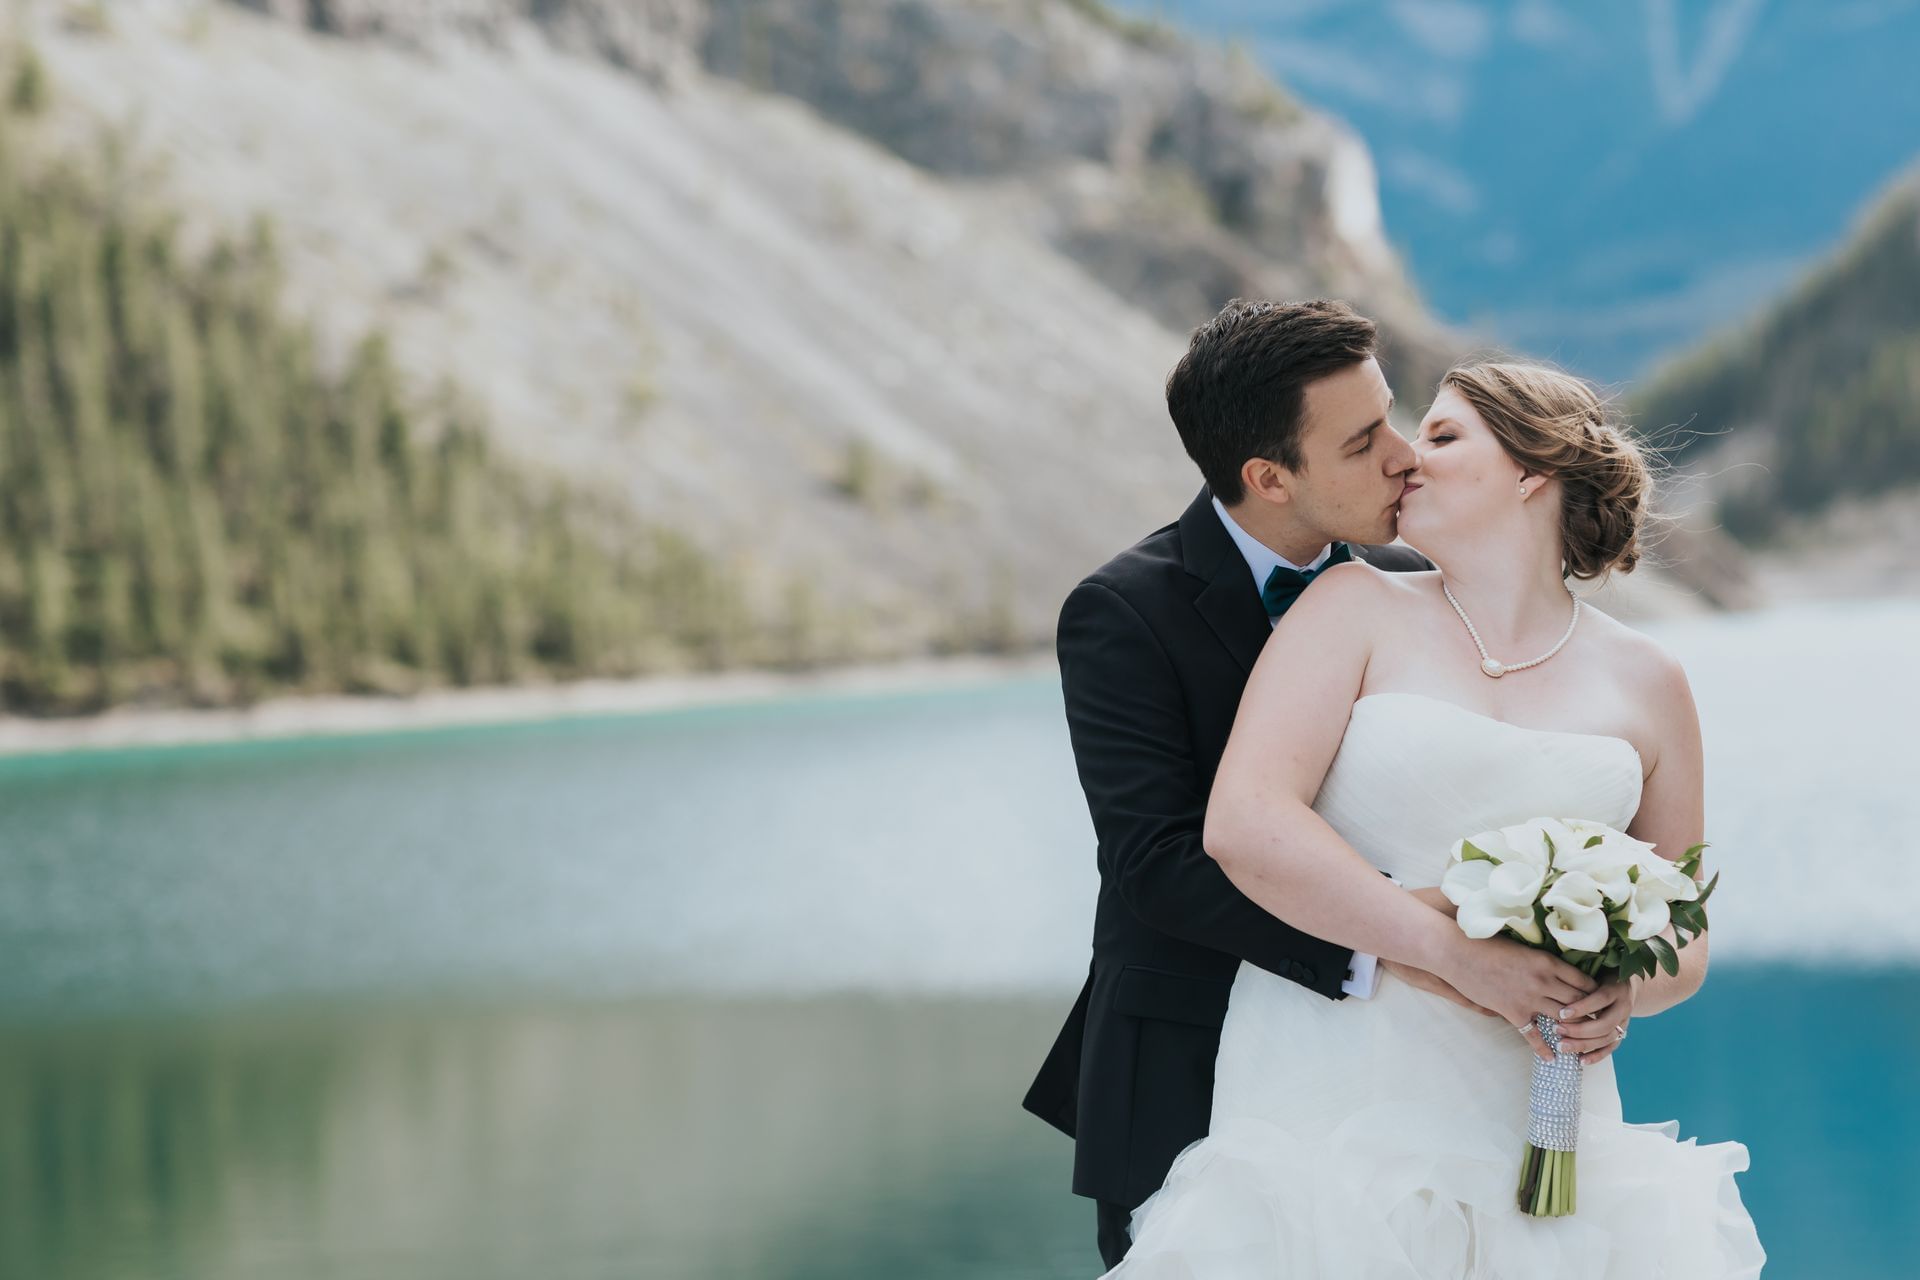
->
1110, 964, 1232, 1028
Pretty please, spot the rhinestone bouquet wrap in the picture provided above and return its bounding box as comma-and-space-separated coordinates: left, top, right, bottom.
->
1438, 818, 1718, 1217
1516, 1013, 1584, 1215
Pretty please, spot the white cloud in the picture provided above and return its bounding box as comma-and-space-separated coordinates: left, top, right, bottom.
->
1825, 0, 1920, 28
1493, 252, 1804, 347
1478, 229, 1524, 267
1383, 148, 1481, 215
1257, 39, 1472, 126
1643, 0, 1768, 125
1510, 0, 1581, 48
1388, 0, 1494, 59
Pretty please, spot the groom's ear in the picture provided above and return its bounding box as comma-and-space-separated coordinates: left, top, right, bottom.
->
1241, 457, 1295, 506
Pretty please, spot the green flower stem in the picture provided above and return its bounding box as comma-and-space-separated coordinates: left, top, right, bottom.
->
1518, 1145, 1582, 1217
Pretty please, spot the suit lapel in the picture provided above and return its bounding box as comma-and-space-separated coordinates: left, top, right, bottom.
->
1178, 486, 1270, 677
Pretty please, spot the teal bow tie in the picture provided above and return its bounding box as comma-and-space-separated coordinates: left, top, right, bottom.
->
1260, 543, 1354, 618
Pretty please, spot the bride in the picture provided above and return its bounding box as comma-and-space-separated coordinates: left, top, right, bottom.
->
1104, 361, 1764, 1277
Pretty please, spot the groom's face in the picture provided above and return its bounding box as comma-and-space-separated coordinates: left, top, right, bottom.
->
1286, 357, 1415, 545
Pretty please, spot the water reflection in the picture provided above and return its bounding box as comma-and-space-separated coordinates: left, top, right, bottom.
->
2, 975, 1915, 1279
0, 997, 1085, 1280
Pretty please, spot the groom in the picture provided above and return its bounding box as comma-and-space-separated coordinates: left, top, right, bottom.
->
1023, 299, 1487, 1269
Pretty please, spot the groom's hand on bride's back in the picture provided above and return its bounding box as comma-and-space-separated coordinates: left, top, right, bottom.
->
1377, 958, 1499, 1018
1436, 937, 1599, 1065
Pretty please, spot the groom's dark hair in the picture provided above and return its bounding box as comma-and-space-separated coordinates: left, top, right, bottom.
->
1165, 298, 1379, 504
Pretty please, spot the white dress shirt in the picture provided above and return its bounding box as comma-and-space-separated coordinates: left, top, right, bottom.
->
1211, 496, 1391, 1000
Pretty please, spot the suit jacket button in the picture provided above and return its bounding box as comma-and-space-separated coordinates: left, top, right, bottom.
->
1292, 961, 1315, 984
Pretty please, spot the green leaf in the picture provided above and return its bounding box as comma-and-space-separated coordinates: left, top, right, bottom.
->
1671, 900, 1707, 933
1695, 871, 1721, 906
1619, 946, 1643, 981
1459, 839, 1495, 864
1584, 834, 1604, 848
1648, 935, 1680, 977
1627, 864, 1640, 883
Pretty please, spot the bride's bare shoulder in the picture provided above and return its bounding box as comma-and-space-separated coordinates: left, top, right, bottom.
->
1308, 561, 1440, 612
1296, 559, 1431, 611
1580, 602, 1697, 716
1278, 564, 1439, 652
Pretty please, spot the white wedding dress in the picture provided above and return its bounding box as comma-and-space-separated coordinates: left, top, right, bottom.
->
1106, 691, 1765, 1279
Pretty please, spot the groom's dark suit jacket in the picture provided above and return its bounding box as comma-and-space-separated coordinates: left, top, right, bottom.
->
1022, 484, 1430, 1209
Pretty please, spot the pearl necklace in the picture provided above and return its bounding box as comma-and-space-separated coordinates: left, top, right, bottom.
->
1441, 580, 1582, 679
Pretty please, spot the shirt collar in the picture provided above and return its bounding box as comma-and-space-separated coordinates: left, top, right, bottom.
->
1210, 495, 1332, 592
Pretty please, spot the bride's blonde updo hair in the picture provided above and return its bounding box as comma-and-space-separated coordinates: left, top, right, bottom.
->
1439, 360, 1652, 580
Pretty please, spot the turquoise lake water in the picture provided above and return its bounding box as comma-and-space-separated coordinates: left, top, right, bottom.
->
2, 600, 1916, 1278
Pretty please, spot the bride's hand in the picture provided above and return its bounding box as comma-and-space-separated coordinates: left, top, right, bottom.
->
1433, 935, 1599, 1064
1551, 979, 1636, 1065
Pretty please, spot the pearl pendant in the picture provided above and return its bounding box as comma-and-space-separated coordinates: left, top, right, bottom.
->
1481, 658, 1506, 678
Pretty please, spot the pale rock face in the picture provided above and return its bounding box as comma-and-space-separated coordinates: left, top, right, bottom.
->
19, 0, 1723, 653
1325, 131, 1393, 276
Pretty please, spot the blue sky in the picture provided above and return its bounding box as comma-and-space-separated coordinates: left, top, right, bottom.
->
1122, 0, 1920, 379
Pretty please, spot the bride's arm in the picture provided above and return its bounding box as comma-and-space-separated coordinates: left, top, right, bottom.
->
1202, 565, 1467, 974
1054, 577, 1358, 996
1623, 652, 1712, 1017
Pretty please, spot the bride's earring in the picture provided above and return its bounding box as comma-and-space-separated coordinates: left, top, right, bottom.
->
1518, 479, 1530, 501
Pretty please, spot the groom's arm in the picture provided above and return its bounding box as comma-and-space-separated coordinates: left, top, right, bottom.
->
1058, 579, 1356, 1001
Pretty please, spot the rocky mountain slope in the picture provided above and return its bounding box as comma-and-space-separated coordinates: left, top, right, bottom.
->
9, 0, 1735, 712
16, 0, 1474, 657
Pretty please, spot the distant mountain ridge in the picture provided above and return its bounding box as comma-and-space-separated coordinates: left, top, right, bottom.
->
1635, 167, 1920, 539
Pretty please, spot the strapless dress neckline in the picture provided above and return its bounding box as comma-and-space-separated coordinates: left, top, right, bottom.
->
1352, 689, 1645, 776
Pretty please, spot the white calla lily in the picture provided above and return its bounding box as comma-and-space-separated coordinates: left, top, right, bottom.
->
1635, 855, 1700, 903
1486, 859, 1547, 908
1565, 819, 1654, 853
1560, 849, 1634, 907
1543, 869, 1605, 911
1441, 858, 1495, 906
1541, 870, 1609, 953
1458, 891, 1544, 944
1544, 900, 1608, 953
1554, 823, 1645, 906
1496, 818, 1582, 869
1625, 882, 1673, 940
1449, 828, 1520, 866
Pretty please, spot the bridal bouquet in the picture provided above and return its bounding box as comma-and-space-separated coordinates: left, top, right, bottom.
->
1439, 818, 1718, 1218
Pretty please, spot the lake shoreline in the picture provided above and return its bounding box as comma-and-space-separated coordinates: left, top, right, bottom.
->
3, 589, 1914, 760
0, 651, 1061, 758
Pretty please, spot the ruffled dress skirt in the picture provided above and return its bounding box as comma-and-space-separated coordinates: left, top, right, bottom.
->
1104, 963, 1765, 1279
